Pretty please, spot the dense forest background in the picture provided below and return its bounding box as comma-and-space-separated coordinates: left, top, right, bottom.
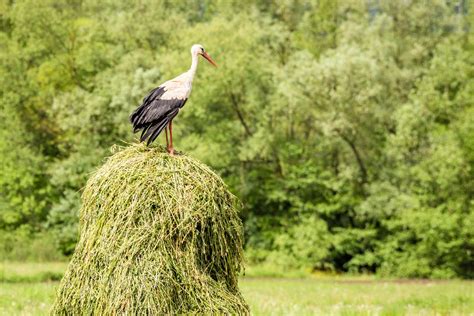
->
1, 0, 473, 278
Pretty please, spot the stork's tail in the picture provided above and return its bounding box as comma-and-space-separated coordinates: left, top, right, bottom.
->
140, 118, 170, 146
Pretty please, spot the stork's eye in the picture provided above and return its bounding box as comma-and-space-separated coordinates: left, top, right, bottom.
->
201, 48, 205, 52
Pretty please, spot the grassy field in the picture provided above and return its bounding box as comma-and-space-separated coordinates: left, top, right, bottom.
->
1, 262, 473, 315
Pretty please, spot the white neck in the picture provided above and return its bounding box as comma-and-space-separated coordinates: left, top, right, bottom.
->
188, 53, 199, 80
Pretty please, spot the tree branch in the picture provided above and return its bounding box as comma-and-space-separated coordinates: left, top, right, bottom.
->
336, 130, 368, 184
229, 92, 252, 137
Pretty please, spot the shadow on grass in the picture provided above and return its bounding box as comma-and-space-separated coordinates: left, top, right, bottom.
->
0, 271, 63, 283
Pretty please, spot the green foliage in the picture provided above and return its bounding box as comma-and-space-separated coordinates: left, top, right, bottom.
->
0, 228, 65, 262
46, 190, 80, 256
0, 0, 472, 278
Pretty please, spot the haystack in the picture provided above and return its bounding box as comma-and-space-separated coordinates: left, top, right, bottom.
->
52, 144, 249, 315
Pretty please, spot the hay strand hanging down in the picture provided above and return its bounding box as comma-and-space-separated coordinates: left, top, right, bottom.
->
52, 144, 249, 315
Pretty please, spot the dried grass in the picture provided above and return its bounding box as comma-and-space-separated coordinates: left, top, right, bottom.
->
52, 143, 249, 315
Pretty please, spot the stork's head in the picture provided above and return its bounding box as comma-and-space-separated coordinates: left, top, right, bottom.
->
191, 44, 217, 67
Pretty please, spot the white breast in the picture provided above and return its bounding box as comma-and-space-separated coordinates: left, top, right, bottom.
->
160, 72, 193, 100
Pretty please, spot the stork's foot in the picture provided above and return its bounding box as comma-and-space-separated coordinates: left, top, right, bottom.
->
167, 147, 175, 156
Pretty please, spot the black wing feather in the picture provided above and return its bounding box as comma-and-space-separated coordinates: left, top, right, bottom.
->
130, 86, 187, 145
147, 109, 180, 145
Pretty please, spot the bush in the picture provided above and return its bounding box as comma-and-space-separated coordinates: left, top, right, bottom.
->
0, 227, 65, 262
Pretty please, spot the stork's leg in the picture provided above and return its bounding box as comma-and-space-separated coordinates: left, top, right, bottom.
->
165, 128, 169, 150
168, 120, 174, 156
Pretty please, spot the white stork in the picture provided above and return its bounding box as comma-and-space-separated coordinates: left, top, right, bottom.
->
130, 44, 217, 155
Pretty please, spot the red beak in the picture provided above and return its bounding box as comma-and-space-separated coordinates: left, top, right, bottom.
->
200, 52, 217, 67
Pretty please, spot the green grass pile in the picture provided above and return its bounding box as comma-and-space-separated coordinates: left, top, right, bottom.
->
52, 144, 249, 315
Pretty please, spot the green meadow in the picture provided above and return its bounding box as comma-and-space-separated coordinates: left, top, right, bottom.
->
1, 262, 473, 316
